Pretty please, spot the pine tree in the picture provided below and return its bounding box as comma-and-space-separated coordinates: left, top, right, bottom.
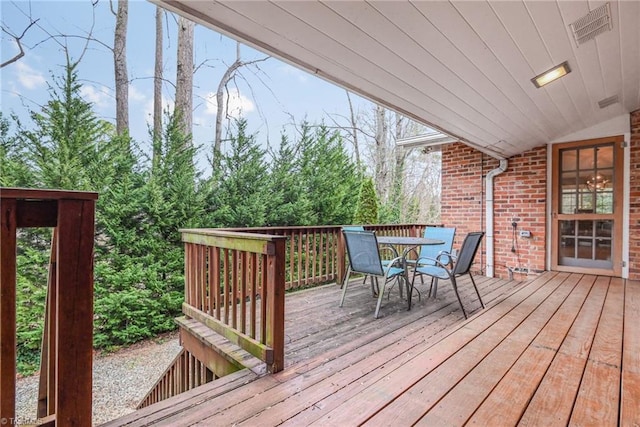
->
0, 112, 33, 186
18, 59, 113, 190
206, 118, 269, 227
265, 134, 313, 226
299, 123, 362, 225
353, 176, 378, 224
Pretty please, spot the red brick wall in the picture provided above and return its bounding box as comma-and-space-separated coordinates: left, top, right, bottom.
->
441, 144, 487, 274
630, 109, 640, 280
441, 143, 547, 280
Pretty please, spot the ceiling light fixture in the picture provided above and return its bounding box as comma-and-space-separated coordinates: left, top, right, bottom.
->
531, 61, 571, 88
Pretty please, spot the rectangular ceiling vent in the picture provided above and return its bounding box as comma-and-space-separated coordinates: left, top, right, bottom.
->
598, 95, 619, 109
570, 3, 612, 46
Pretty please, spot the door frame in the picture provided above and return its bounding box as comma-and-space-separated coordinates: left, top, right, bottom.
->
550, 136, 624, 276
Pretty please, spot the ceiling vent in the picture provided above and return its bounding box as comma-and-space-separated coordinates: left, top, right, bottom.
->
598, 95, 619, 109
570, 3, 612, 46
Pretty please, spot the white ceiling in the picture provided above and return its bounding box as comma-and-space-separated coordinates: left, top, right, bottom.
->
153, 0, 640, 159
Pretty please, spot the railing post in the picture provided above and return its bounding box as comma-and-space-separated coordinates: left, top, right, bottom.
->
38, 230, 58, 418
56, 198, 95, 426
0, 198, 17, 420
265, 238, 286, 373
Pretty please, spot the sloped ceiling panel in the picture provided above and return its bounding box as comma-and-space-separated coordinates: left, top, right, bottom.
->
153, 0, 640, 159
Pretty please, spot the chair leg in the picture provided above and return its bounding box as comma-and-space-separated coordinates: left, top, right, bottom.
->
409, 270, 422, 310
374, 279, 387, 319
470, 273, 484, 309
450, 276, 468, 319
339, 266, 352, 307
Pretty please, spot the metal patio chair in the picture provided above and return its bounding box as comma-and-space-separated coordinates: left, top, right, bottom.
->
410, 231, 485, 318
408, 226, 456, 298
340, 226, 367, 289
340, 230, 405, 319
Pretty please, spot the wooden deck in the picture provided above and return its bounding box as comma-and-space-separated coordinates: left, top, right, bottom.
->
105, 272, 640, 426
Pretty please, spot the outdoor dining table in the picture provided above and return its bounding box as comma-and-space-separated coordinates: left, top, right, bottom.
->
376, 235, 445, 310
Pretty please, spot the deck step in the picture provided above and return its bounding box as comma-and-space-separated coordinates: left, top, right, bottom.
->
102, 368, 259, 426
176, 316, 266, 377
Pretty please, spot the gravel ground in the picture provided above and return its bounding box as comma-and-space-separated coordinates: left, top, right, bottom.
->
16, 332, 182, 426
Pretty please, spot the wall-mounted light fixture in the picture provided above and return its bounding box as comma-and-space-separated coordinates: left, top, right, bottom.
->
531, 61, 571, 88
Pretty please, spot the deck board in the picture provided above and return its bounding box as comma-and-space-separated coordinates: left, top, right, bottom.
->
104, 273, 640, 427
621, 280, 640, 426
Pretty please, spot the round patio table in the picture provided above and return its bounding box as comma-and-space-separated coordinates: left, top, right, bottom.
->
376, 236, 445, 310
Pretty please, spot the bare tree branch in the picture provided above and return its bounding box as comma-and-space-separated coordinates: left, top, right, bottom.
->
213, 41, 269, 160
1, 18, 39, 68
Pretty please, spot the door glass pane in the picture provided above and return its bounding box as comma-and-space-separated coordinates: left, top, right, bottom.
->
596, 191, 613, 214
560, 237, 575, 258
560, 220, 575, 235
561, 172, 577, 213
595, 220, 612, 238
579, 148, 595, 170
597, 145, 613, 168
577, 175, 594, 213
578, 220, 593, 237
562, 149, 577, 170
595, 240, 612, 261
577, 239, 593, 260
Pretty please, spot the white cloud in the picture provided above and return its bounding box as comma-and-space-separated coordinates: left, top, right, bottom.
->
79, 85, 112, 108
203, 89, 255, 119
14, 61, 46, 90
129, 84, 147, 102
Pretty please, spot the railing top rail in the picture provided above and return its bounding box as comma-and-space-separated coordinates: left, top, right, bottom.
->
0, 187, 99, 201
181, 228, 286, 255
219, 224, 441, 232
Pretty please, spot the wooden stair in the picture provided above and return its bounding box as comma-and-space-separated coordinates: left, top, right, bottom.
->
176, 317, 266, 377
136, 317, 266, 409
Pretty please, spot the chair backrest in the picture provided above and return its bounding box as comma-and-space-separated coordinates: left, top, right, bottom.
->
343, 230, 384, 276
342, 225, 365, 232
452, 232, 484, 276
419, 227, 456, 265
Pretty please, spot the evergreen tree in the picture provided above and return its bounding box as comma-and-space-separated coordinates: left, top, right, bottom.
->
299, 123, 362, 224
206, 119, 269, 227
18, 59, 114, 190
94, 111, 201, 348
353, 176, 378, 224
265, 134, 313, 226
0, 112, 33, 186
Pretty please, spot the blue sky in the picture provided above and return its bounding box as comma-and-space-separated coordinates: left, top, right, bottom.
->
1, 0, 371, 166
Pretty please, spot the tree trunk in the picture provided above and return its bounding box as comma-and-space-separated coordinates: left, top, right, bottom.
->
346, 91, 360, 165
175, 16, 194, 143
214, 42, 243, 164
152, 5, 163, 170
113, 0, 129, 136
374, 104, 388, 199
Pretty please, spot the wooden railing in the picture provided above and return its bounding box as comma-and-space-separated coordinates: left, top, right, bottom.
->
222, 224, 435, 290
181, 229, 287, 374
0, 188, 97, 427
137, 348, 213, 409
